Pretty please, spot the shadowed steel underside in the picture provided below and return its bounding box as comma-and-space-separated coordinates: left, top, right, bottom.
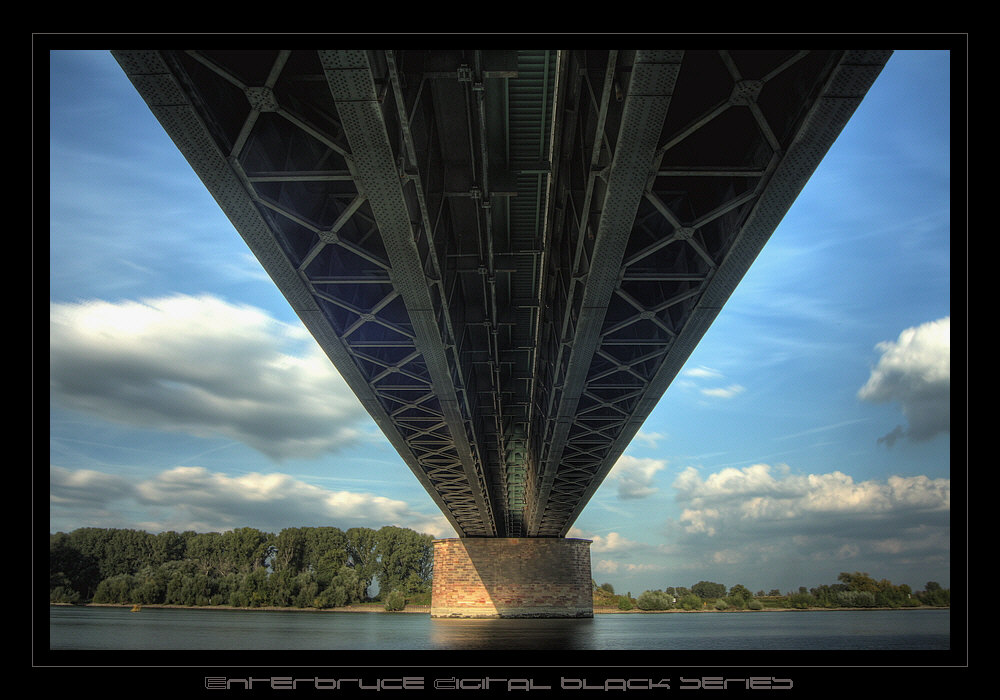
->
113, 48, 890, 539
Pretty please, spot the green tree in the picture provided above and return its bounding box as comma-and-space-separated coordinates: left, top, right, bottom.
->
293, 572, 320, 608
838, 571, 879, 593
306, 527, 350, 585
691, 580, 726, 600
728, 584, 752, 602
50, 585, 81, 604
150, 530, 188, 566
346, 527, 379, 595
267, 568, 298, 607
220, 527, 272, 575
374, 526, 433, 596
186, 532, 226, 575
917, 582, 950, 607
93, 574, 138, 604
272, 527, 309, 575
50, 532, 101, 600
314, 565, 368, 608
678, 593, 703, 610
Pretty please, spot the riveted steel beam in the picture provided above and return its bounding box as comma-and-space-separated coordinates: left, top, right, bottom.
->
113, 47, 891, 541
318, 49, 496, 535
110, 48, 480, 536
527, 50, 683, 536
534, 49, 894, 536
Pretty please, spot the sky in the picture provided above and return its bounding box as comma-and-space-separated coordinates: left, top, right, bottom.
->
46, 48, 957, 597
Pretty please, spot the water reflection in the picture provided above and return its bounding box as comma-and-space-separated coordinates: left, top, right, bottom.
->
429, 617, 595, 650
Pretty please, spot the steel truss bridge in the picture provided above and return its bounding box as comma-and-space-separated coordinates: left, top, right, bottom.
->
114, 48, 890, 539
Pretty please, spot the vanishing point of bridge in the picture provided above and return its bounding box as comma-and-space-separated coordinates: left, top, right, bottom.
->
113, 48, 891, 617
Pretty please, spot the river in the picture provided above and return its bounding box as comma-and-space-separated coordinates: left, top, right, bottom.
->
48, 605, 949, 651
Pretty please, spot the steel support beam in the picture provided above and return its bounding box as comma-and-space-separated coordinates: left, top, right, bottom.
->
112, 47, 892, 541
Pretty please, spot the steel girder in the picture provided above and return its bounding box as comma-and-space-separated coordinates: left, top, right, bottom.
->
525, 49, 892, 535
112, 48, 891, 539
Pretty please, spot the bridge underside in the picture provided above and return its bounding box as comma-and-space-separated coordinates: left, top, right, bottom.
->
113, 48, 890, 557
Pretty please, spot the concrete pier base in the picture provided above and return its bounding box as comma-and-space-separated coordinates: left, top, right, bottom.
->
430, 537, 593, 618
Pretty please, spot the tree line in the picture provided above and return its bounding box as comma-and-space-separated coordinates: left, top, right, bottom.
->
49, 525, 434, 609
595, 572, 950, 611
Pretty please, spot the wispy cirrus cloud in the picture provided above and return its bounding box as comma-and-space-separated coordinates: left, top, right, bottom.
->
680, 366, 745, 400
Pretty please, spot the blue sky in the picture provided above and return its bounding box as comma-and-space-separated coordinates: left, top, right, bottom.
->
47, 49, 955, 596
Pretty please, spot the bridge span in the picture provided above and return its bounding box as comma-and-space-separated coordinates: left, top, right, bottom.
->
113, 48, 890, 617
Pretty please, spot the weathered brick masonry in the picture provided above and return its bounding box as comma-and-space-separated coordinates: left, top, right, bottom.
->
431, 537, 593, 618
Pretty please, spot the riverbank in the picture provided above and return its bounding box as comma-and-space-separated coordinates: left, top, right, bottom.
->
72, 602, 432, 613
61, 602, 945, 615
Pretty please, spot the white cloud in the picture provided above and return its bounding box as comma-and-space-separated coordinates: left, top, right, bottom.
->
858, 316, 950, 443
50, 464, 454, 538
588, 531, 639, 552
49, 466, 136, 505
624, 562, 666, 572
593, 560, 619, 574
578, 459, 949, 591
683, 366, 723, 379
699, 384, 745, 399
49, 294, 373, 461
680, 366, 745, 401
673, 463, 950, 519
608, 455, 667, 499
661, 462, 950, 586
632, 431, 667, 448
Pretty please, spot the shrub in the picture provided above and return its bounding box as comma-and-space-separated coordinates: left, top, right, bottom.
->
713, 598, 729, 610
93, 574, 137, 604
50, 586, 81, 604
617, 595, 634, 610
786, 592, 815, 609
636, 590, 672, 610
384, 590, 407, 611
678, 594, 703, 610
747, 599, 763, 610
836, 590, 877, 608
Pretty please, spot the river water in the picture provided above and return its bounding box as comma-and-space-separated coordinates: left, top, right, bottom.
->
42, 606, 962, 695
48, 605, 949, 651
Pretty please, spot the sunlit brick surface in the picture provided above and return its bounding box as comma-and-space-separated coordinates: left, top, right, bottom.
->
431, 538, 593, 618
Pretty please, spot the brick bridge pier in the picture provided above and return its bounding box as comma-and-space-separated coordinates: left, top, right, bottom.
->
431, 538, 593, 618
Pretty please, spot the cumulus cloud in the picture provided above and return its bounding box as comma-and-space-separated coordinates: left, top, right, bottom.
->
49, 294, 373, 461
858, 317, 950, 443
50, 464, 454, 537
673, 463, 950, 520
587, 531, 639, 552
608, 455, 667, 499
632, 431, 667, 448
660, 463, 950, 585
